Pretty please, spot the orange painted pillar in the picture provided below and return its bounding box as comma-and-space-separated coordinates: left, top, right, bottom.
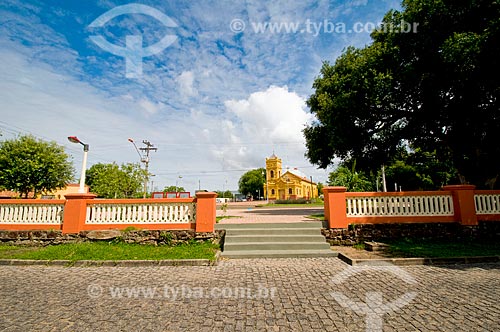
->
62, 193, 96, 234
195, 192, 217, 232
323, 187, 348, 229
442, 185, 477, 226
323, 187, 332, 222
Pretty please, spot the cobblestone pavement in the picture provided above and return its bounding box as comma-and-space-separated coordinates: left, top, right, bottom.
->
1, 259, 499, 331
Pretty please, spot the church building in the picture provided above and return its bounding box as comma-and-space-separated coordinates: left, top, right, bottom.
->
264, 153, 318, 201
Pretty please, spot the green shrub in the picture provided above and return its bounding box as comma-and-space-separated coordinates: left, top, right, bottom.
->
274, 198, 311, 204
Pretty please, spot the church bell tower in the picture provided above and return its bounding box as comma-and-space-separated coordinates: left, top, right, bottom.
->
265, 153, 282, 182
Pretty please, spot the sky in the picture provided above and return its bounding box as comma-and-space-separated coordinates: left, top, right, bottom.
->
0, 0, 402, 195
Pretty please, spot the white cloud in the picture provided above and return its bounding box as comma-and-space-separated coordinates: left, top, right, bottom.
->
176, 70, 197, 98
138, 99, 161, 116
188, 85, 314, 175
225, 85, 312, 143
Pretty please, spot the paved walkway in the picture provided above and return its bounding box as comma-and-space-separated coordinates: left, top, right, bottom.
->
1, 259, 499, 331
217, 202, 323, 224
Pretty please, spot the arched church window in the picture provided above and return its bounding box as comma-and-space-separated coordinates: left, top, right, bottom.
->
270, 170, 274, 178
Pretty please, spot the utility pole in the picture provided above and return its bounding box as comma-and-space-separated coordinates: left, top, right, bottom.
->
128, 138, 157, 198
140, 140, 157, 198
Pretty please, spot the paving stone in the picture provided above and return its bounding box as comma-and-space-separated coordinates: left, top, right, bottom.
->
0, 259, 499, 331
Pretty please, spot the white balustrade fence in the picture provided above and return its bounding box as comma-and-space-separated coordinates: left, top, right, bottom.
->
346, 194, 454, 217
0, 203, 64, 224
86, 202, 196, 224
474, 194, 500, 215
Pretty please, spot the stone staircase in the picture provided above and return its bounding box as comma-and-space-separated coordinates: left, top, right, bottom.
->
215, 221, 337, 258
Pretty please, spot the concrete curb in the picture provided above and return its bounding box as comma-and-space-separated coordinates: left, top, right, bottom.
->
338, 252, 500, 266
0, 251, 222, 267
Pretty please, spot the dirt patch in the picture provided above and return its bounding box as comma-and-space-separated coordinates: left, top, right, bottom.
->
331, 245, 403, 259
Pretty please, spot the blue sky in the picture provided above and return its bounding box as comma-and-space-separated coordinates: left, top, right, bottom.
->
0, 0, 401, 194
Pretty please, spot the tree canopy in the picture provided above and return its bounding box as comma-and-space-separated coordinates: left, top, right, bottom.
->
238, 168, 266, 197
384, 148, 455, 191
86, 162, 146, 198
215, 190, 233, 199
0, 135, 74, 198
328, 161, 374, 192
304, 0, 500, 188
163, 186, 186, 193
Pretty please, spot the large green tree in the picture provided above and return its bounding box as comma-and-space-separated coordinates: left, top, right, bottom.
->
238, 168, 266, 198
0, 135, 74, 198
304, 0, 500, 188
86, 162, 146, 198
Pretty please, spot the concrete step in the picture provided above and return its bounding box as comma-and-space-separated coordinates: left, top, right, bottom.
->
216, 221, 324, 230
217, 220, 335, 259
225, 228, 321, 236
220, 249, 338, 259
224, 234, 326, 243
224, 242, 331, 251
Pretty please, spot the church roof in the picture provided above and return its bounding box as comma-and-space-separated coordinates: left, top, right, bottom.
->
286, 168, 315, 184
269, 152, 278, 159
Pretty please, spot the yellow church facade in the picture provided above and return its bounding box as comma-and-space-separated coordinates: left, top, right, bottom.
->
264, 154, 318, 201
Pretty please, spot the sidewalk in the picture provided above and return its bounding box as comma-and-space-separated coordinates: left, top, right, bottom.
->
216, 203, 323, 224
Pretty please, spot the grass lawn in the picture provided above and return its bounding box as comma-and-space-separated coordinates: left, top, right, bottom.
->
0, 241, 219, 261
385, 239, 500, 258
216, 216, 238, 222
306, 213, 325, 221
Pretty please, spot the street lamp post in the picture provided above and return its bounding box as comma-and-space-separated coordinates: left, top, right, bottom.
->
176, 175, 182, 193
150, 173, 156, 193
266, 180, 268, 203
310, 175, 313, 200
263, 169, 268, 204
68, 136, 89, 194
